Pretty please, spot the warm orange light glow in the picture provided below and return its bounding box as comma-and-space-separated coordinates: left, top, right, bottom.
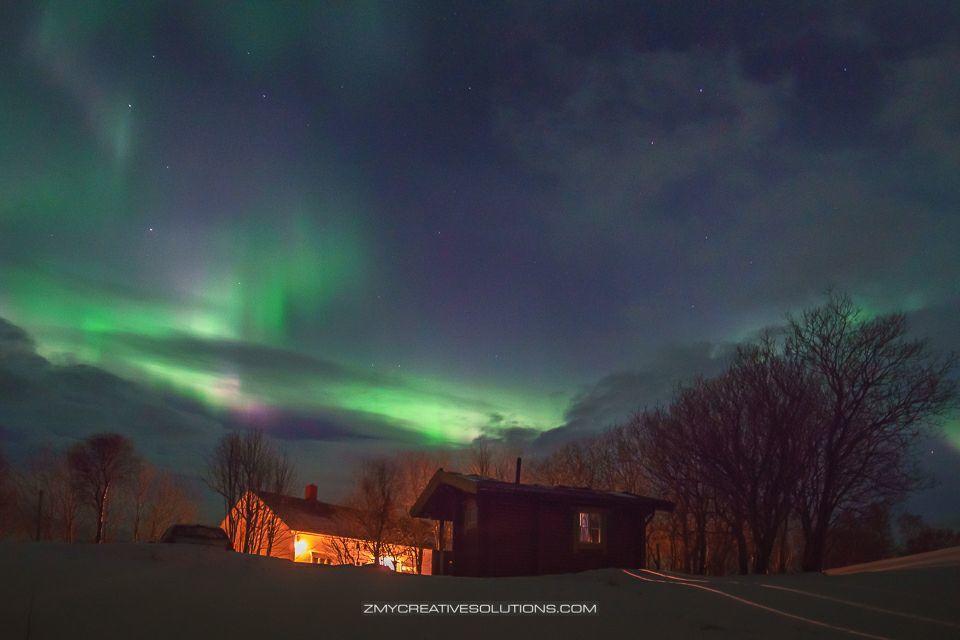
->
294, 539, 307, 556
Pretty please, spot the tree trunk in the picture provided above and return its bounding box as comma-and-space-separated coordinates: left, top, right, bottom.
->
679, 511, 691, 573
734, 527, 749, 575
64, 513, 75, 543
801, 523, 829, 572
753, 539, 772, 574
778, 516, 790, 572
695, 511, 707, 574
132, 506, 141, 542
95, 486, 108, 543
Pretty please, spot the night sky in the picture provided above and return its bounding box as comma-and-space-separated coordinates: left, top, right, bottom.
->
1, 2, 959, 521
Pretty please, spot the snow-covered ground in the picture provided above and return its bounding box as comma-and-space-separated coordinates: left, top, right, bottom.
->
0, 542, 957, 640
824, 545, 960, 575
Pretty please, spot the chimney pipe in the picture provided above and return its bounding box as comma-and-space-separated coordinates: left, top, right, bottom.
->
304, 483, 318, 501
515, 457, 522, 484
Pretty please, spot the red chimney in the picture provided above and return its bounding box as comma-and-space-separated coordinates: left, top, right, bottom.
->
304, 484, 318, 501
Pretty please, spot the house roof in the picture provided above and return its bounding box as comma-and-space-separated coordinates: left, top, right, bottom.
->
254, 491, 363, 538
254, 491, 435, 548
410, 469, 675, 520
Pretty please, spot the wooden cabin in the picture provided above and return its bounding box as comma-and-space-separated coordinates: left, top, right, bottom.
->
222, 484, 434, 574
410, 469, 673, 576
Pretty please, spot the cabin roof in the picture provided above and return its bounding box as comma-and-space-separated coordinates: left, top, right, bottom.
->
410, 469, 675, 520
253, 490, 363, 538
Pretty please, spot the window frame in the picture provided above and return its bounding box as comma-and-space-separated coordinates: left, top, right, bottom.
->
463, 496, 478, 532
573, 508, 607, 550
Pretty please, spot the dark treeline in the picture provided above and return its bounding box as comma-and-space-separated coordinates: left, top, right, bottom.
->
527, 293, 957, 574
0, 433, 196, 543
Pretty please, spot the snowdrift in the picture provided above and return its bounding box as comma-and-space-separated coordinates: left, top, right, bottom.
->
0, 542, 957, 639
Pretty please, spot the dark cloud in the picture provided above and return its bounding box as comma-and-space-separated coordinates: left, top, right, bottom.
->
0, 318, 431, 467
490, 27, 960, 351
225, 406, 427, 445
106, 331, 382, 385
535, 300, 960, 452
0, 318, 222, 467
0, 317, 33, 348
905, 299, 960, 356
476, 420, 543, 450
494, 427, 543, 450
102, 331, 504, 413
534, 342, 735, 449
0, 316, 46, 374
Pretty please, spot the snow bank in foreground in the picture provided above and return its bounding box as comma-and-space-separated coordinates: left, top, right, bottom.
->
0, 543, 957, 640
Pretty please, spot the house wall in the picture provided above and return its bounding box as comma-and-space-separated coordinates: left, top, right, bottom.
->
220, 495, 295, 561
453, 493, 650, 577
293, 531, 433, 574
269, 521, 295, 561
480, 494, 537, 576
451, 496, 480, 576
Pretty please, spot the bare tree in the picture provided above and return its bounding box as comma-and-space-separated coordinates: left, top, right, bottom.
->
462, 437, 514, 480
128, 464, 154, 542
629, 406, 715, 574
464, 437, 494, 477
324, 513, 367, 566
205, 429, 295, 555
532, 436, 611, 488
128, 463, 197, 542
350, 457, 401, 567
205, 432, 243, 545
15, 446, 82, 541
393, 450, 447, 573
261, 449, 295, 556
67, 433, 139, 543
516, 294, 954, 576
897, 513, 960, 555
825, 502, 894, 568
684, 339, 817, 573
786, 293, 956, 571
603, 423, 653, 495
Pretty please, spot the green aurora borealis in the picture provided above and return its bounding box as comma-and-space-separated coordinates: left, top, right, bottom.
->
1, 3, 576, 448
1, 1, 959, 512
0, 232, 567, 445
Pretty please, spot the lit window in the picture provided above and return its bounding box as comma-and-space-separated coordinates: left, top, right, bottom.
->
578, 511, 602, 545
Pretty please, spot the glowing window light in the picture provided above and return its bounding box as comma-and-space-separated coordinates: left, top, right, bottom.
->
295, 538, 307, 556
578, 511, 602, 544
